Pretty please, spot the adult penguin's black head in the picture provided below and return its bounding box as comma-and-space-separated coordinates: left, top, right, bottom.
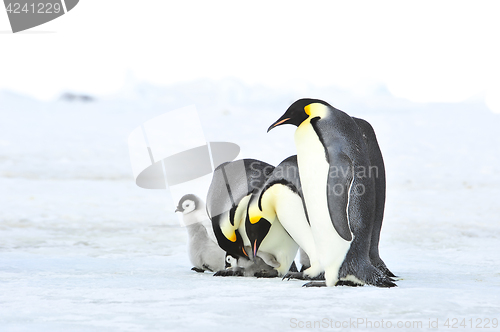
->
211, 214, 250, 260
267, 98, 331, 132
245, 212, 272, 259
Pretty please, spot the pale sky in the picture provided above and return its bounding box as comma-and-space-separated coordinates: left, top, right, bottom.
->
1, 0, 499, 112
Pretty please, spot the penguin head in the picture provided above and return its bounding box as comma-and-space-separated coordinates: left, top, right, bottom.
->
245, 213, 272, 259
212, 216, 250, 260
175, 194, 200, 214
225, 253, 238, 269
267, 98, 331, 132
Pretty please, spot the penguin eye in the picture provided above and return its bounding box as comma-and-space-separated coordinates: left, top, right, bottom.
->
226, 257, 231, 263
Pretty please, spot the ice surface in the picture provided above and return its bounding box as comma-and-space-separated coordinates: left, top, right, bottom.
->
1, 81, 499, 331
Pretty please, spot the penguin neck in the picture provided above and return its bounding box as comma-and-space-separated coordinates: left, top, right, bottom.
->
294, 115, 328, 161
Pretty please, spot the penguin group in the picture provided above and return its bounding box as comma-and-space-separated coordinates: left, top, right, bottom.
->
176, 98, 396, 288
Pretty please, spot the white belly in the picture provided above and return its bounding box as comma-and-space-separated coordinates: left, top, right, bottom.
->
239, 193, 298, 275
257, 218, 298, 276
295, 119, 352, 286
270, 185, 322, 277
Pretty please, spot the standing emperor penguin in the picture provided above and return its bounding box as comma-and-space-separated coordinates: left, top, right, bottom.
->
176, 194, 225, 273
246, 155, 322, 279
268, 98, 395, 287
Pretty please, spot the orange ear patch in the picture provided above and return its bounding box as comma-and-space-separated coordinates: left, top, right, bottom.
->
250, 216, 261, 224
304, 104, 311, 115
227, 231, 237, 242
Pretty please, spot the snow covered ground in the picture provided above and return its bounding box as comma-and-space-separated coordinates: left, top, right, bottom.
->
1, 80, 499, 331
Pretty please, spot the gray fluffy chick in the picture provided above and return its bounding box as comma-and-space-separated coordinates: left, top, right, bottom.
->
176, 194, 225, 273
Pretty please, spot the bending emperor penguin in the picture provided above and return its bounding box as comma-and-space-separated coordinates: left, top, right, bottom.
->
207, 159, 282, 275
246, 155, 322, 279
207, 158, 299, 276
268, 98, 396, 287
176, 194, 225, 273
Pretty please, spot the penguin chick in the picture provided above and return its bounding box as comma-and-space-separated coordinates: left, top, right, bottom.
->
176, 194, 225, 273
225, 246, 280, 268
215, 252, 278, 278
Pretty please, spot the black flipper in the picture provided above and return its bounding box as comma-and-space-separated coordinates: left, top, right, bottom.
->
191, 267, 205, 273
325, 151, 354, 241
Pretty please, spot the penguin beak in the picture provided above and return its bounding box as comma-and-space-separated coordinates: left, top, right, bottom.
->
267, 117, 291, 132
175, 207, 182, 213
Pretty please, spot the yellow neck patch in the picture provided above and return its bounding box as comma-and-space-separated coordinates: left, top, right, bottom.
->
225, 230, 237, 242
250, 216, 261, 225
304, 103, 328, 118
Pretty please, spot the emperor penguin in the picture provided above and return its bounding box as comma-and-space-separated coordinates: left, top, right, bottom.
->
207, 158, 299, 277
268, 98, 396, 287
176, 194, 225, 273
246, 155, 323, 280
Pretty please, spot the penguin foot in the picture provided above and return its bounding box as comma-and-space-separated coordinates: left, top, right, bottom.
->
283, 272, 304, 280
283, 272, 325, 281
370, 257, 397, 278
302, 281, 327, 287
362, 266, 398, 288
335, 280, 362, 287
375, 277, 397, 288
202, 264, 214, 272
191, 267, 205, 273
366, 268, 397, 288
213, 268, 244, 277
254, 270, 279, 278
340, 260, 398, 288
379, 265, 397, 278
